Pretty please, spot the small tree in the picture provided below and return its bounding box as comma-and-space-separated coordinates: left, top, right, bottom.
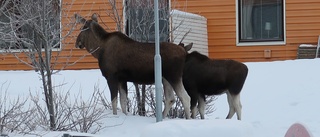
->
0, 0, 78, 130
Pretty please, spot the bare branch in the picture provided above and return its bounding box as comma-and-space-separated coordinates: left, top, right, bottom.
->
178, 28, 191, 44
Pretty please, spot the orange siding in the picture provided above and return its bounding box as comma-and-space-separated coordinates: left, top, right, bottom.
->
176, 0, 320, 62
1, 0, 320, 70
0, 0, 122, 70
60, 0, 123, 70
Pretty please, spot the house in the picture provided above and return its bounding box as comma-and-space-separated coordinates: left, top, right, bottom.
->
0, 0, 319, 70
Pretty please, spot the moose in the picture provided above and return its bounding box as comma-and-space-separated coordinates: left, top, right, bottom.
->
74, 13, 191, 119
182, 43, 248, 120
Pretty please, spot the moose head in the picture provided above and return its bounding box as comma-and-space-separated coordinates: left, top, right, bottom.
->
74, 13, 99, 49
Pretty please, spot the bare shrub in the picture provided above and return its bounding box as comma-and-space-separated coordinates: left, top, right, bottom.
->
166, 95, 216, 119
67, 85, 109, 133
0, 82, 35, 135
205, 96, 217, 117
125, 83, 217, 119
29, 83, 110, 134
0, 0, 82, 130
128, 85, 155, 117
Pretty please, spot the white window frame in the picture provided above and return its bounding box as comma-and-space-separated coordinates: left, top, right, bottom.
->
236, 0, 286, 46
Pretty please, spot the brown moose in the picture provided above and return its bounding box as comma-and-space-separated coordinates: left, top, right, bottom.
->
74, 13, 191, 119
182, 43, 248, 120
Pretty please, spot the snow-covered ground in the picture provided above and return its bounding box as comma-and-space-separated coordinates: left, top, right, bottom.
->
1, 58, 319, 137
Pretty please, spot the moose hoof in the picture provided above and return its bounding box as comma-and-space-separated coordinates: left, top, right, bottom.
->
113, 110, 117, 115
185, 114, 191, 119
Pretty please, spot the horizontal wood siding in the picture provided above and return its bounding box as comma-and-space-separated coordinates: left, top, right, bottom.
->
1, 0, 320, 70
59, 0, 123, 70
175, 0, 320, 62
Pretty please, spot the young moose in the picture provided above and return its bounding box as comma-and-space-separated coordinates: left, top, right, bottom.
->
74, 13, 191, 119
183, 43, 248, 120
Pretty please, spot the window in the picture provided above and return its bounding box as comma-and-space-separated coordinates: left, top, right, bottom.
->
237, 0, 285, 46
0, 0, 60, 50
125, 0, 169, 43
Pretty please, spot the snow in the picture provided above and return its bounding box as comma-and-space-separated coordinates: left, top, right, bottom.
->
299, 44, 317, 47
141, 119, 254, 137
171, 9, 206, 19
1, 58, 320, 137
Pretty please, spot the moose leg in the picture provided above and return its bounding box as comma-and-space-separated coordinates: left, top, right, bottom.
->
171, 79, 191, 119
134, 83, 141, 114
162, 78, 175, 118
107, 78, 119, 115
226, 91, 236, 119
190, 94, 198, 119
119, 82, 128, 115
233, 94, 242, 120
198, 95, 206, 119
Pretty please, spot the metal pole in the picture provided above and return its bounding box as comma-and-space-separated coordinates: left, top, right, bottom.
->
154, 0, 163, 122
315, 35, 320, 58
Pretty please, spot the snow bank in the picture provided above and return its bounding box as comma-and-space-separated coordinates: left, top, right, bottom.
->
140, 119, 254, 137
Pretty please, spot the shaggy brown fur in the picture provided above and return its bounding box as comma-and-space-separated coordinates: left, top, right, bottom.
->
182, 46, 248, 120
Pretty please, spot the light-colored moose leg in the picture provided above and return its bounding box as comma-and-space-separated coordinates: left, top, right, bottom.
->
191, 107, 198, 119
119, 83, 128, 115
162, 78, 175, 118
107, 79, 119, 115
111, 98, 118, 115
197, 96, 206, 119
190, 97, 198, 119
226, 91, 242, 120
226, 91, 236, 119
233, 94, 242, 120
172, 78, 191, 119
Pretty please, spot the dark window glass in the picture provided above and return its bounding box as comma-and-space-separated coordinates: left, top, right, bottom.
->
239, 0, 284, 42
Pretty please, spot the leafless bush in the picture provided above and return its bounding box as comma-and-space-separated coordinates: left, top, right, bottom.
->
128, 85, 155, 117
28, 83, 110, 134
167, 97, 185, 118
0, 82, 36, 135
166, 95, 216, 119
0, 80, 115, 134
205, 96, 217, 116
67, 86, 109, 133
126, 83, 217, 119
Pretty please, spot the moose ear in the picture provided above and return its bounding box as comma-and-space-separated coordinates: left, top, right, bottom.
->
184, 42, 193, 52
91, 13, 98, 22
74, 13, 86, 24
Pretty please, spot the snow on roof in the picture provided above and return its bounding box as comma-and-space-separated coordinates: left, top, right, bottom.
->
171, 9, 206, 19
299, 44, 317, 47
